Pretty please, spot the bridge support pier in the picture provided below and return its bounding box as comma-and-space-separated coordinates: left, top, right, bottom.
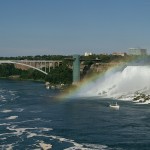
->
72, 55, 80, 85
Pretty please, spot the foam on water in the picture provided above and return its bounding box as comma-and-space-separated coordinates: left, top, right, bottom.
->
39, 141, 52, 150
64, 143, 113, 150
0, 89, 19, 102
27, 133, 37, 138
0, 123, 10, 126
47, 135, 113, 150
15, 108, 24, 112
3, 125, 53, 138
1, 123, 110, 150
3, 144, 13, 150
0, 111, 118, 150
1, 122, 112, 150
5, 116, 18, 120
1, 109, 12, 113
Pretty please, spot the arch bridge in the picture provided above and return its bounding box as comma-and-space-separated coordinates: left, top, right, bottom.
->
0, 60, 62, 75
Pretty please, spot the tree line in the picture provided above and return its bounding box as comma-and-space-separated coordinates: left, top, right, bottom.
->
0, 63, 72, 84
0, 54, 147, 84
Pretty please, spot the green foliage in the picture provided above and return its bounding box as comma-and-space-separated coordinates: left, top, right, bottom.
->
0, 64, 21, 77
0, 61, 72, 83
0, 64, 46, 81
45, 65, 72, 84
0, 55, 70, 60
19, 69, 46, 80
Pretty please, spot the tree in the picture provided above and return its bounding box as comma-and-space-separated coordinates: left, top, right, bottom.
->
45, 64, 72, 84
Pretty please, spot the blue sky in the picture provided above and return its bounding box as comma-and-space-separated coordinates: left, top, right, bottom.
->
0, 0, 150, 56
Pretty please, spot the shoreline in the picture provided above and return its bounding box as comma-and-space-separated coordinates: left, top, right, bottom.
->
0, 77, 45, 83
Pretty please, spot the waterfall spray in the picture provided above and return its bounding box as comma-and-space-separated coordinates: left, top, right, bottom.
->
75, 66, 150, 102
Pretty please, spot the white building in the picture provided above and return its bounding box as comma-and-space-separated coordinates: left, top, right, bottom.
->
112, 52, 127, 56
84, 52, 92, 56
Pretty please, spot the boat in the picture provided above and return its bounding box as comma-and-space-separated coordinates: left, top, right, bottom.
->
46, 85, 50, 89
45, 82, 50, 89
109, 102, 120, 110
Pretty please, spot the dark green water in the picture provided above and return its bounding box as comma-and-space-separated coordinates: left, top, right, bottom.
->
0, 79, 150, 150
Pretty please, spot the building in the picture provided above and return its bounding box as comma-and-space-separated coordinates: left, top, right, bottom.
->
128, 48, 147, 55
112, 52, 127, 56
84, 52, 92, 56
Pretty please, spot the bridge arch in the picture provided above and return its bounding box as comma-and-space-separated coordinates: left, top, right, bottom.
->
54, 62, 58, 67
0, 61, 48, 75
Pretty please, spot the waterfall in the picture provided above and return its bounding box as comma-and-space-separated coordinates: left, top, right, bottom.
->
76, 66, 150, 101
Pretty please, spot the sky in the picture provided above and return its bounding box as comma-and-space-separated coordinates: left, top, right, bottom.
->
0, 0, 150, 57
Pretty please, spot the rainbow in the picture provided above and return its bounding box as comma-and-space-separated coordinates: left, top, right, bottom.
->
57, 56, 147, 100
57, 63, 125, 100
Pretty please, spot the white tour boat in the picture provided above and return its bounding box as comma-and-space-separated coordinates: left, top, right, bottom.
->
109, 102, 120, 110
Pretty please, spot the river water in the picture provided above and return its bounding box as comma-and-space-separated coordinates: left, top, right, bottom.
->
0, 79, 150, 150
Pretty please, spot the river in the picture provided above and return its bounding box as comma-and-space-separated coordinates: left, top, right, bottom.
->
0, 79, 150, 150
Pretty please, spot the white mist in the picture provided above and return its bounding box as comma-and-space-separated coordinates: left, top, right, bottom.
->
76, 66, 150, 100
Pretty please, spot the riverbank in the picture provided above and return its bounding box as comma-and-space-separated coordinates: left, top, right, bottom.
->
0, 77, 45, 83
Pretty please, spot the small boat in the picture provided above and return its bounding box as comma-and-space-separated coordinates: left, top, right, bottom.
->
46, 85, 50, 89
45, 82, 50, 89
109, 102, 120, 110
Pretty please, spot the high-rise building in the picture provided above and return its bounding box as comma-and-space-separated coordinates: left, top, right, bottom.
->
128, 48, 147, 55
